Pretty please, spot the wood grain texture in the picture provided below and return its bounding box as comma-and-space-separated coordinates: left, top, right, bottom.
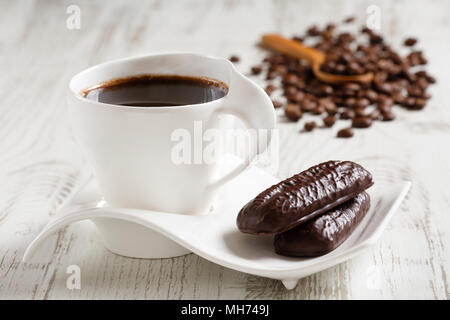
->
0, 0, 449, 299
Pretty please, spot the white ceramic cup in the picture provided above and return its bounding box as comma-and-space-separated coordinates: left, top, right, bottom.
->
68, 53, 275, 258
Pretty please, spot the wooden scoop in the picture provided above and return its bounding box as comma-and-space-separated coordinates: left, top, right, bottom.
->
262, 34, 373, 84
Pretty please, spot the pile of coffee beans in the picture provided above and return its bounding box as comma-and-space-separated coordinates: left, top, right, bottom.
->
249, 17, 435, 138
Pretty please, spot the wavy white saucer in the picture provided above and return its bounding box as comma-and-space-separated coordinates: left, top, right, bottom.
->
23, 158, 411, 290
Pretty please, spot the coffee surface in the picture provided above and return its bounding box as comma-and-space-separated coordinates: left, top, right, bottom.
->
81, 74, 228, 107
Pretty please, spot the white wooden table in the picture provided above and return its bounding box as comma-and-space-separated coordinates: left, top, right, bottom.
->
1, 0, 449, 299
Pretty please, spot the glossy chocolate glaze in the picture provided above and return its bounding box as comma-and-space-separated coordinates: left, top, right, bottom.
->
274, 191, 370, 257
236, 161, 373, 235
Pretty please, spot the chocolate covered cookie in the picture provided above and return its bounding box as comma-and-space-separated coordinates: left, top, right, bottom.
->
274, 192, 370, 257
236, 161, 373, 235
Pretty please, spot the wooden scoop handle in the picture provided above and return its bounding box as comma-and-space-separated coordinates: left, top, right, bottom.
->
262, 33, 373, 84
262, 34, 325, 65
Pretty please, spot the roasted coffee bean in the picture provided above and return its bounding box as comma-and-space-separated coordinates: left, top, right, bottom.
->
415, 77, 430, 90
361, 26, 371, 34
307, 25, 320, 36
403, 97, 416, 108
352, 116, 372, 128
422, 91, 431, 99
343, 82, 361, 92
407, 51, 427, 66
355, 98, 371, 108
378, 96, 394, 109
369, 109, 382, 120
344, 97, 357, 108
407, 86, 426, 98
272, 100, 283, 109
294, 79, 306, 90
264, 54, 283, 64
319, 98, 338, 115
374, 72, 388, 83
325, 23, 336, 31
414, 98, 427, 109
320, 84, 333, 95
325, 104, 338, 115
404, 37, 417, 46
284, 104, 303, 121
369, 33, 383, 45
306, 83, 321, 96
287, 91, 305, 103
340, 109, 355, 119
323, 115, 336, 127
236, 161, 373, 234
375, 81, 393, 94
313, 105, 326, 115
355, 89, 368, 99
229, 55, 240, 63
354, 107, 367, 118
335, 63, 346, 74
265, 84, 277, 96
321, 29, 333, 41
251, 66, 262, 75
426, 75, 436, 84
266, 71, 277, 80
392, 92, 406, 104
270, 64, 287, 74
348, 61, 363, 74
332, 96, 344, 104
382, 110, 396, 121
337, 127, 354, 138
304, 121, 317, 132
415, 70, 426, 77
404, 98, 426, 110
343, 16, 356, 23
283, 73, 298, 85
274, 192, 370, 257
365, 89, 378, 102
395, 78, 410, 88
338, 32, 355, 43
301, 99, 317, 112
378, 103, 392, 115
284, 86, 298, 97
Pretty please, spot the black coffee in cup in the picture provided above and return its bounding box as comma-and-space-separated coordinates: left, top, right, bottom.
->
81, 74, 229, 107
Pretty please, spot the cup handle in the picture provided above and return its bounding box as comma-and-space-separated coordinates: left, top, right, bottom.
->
206, 69, 276, 192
